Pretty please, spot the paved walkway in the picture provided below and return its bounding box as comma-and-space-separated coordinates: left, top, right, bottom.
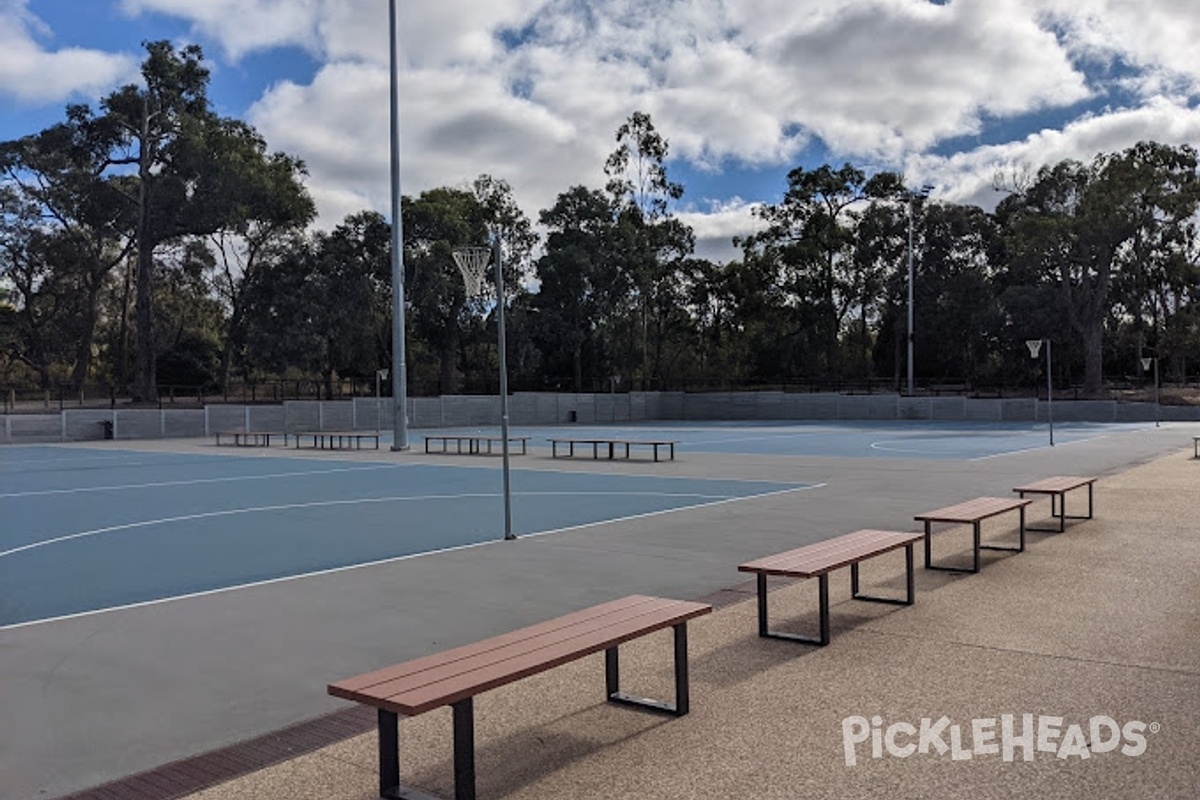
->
65, 445, 1200, 800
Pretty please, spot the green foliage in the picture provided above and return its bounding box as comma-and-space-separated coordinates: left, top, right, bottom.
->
4, 68, 1200, 400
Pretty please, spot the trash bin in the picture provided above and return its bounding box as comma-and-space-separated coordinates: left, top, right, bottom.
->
568, 410, 577, 423
100, 420, 114, 440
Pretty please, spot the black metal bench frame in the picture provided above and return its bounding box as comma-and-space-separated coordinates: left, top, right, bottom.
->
423, 435, 529, 456
740, 532, 920, 647
548, 438, 677, 461
1015, 478, 1095, 533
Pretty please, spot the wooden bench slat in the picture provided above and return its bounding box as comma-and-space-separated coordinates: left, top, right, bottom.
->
1012, 476, 1095, 493
914, 496, 1031, 523
383, 601, 709, 715
341, 598, 698, 703
329, 596, 710, 715
739, 530, 922, 577
330, 595, 659, 696
739, 531, 901, 572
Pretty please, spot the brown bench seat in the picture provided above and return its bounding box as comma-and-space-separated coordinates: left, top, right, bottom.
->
738, 529, 923, 646
1012, 475, 1096, 532
328, 594, 711, 800
914, 496, 1032, 574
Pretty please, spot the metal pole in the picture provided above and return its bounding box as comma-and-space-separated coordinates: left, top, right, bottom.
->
1154, 357, 1160, 428
1047, 339, 1054, 446
906, 195, 914, 397
388, 0, 410, 450
494, 237, 514, 540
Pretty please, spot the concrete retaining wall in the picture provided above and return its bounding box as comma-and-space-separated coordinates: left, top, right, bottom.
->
3, 392, 1198, 444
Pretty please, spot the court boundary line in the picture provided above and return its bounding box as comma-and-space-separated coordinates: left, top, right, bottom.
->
1, 489, 772, 560
0, 464, 403, 499
967, 433, 1114, 461
0, 483, 823, 631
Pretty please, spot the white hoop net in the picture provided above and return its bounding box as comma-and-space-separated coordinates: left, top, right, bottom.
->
1026, 339, 1043, 358
452, 247, 492, 297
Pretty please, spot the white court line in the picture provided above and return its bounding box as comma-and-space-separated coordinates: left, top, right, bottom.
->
0, 483, 824, 631
684, 432, 821, 446
0, 489, 794, 559
868, 439, 969, 455
967, 433, 1112, 461
0, 464, 400, 499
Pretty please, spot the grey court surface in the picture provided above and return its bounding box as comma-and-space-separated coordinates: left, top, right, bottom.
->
0, 420, 1194, 799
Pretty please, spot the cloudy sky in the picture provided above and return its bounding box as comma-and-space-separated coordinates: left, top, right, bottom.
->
2, 0, 1199, 262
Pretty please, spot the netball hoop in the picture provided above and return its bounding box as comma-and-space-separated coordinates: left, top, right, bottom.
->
452, 247, 492, 297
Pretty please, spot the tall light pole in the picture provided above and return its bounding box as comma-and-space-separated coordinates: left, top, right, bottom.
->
388, 0, 409, 450
906, 185, 933, 397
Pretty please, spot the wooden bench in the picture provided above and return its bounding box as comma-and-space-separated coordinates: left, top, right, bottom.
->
214, 429, 286, 447
548, 437, 678, 462
328, 595, 711, 800
738, 529, 923, 646
424, 435, 530, 456
1012, 476, 1096, 532
292, 430, 380, 450
914, 497, 1032, 574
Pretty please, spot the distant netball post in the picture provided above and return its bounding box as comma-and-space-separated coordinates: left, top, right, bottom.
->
1027, 338, 1053, 446
454, 240, 516, 540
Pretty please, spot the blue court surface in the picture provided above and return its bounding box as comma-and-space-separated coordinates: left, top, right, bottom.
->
0, 446, 807, 629
0, 419, 1148, 630
425, 419, 1152, 460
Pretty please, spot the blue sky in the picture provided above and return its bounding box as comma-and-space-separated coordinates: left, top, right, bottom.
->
3, 0, 1199, 262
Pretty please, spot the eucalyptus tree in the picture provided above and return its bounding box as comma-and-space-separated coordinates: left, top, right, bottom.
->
402, 187, 490, 393
532, 185, 627, 390
239, 213, 385, 393
603, 111, 695, 387
203, 124, 315, 389
913, 203, 1005, 384
741, 164, 902, 380
0, 108, 134, 389
96, 41, 312, 401
999, 142, 1200, 394
1104, 142, 1200, 379
848, 200, 906, 379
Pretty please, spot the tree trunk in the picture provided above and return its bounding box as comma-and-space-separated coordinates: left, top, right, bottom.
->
69, 281, 103, 390
132, 106, 158, 403
572, 342, 582, 393
1081, 322, 1104, 397
439, 327, 460, 394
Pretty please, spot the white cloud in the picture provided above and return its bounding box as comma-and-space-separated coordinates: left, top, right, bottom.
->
118, 0, 1200, 260
0, 1, 138, 103
1038, 0, 1200, 96
120, 0, 325, 61
679, 198, 766, 264
913, 97, 1200, 211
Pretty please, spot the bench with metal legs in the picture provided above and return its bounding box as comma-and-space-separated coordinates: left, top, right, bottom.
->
740, 530, 922, 646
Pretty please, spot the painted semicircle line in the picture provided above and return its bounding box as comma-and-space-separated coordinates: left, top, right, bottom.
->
0, 482, 825, 631
0, 485, 818, 561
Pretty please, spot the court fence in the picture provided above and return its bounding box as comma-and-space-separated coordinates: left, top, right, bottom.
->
2, 391, 1198, 444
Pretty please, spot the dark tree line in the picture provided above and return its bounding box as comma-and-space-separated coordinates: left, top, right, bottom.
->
4, 44, 1200, 402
